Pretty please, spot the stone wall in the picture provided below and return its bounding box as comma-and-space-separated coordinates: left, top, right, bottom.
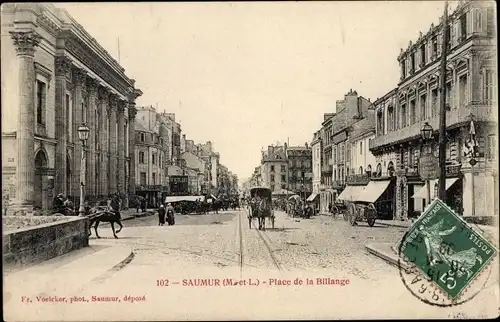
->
3, 216, 89, 269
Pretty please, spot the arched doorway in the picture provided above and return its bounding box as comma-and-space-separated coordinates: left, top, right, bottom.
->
34, 150, 48, 209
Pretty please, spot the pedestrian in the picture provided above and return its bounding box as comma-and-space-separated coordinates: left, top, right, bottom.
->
136, 196, 141, 213
158, 204, 166, 226
110, 194, 121, 220
166, 203, 175, 225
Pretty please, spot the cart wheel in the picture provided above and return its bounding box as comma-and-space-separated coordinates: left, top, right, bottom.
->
343, 211, 348, 221
348, 204, 357, 226
367, 218, 376, 227
367, 203, 377, 227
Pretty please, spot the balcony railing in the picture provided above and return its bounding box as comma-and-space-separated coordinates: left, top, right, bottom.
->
370, 103, 494, 150
346, 174, 370, 185
321, 165, 332, 173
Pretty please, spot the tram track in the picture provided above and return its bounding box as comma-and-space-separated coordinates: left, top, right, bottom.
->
241, 208, 285, 274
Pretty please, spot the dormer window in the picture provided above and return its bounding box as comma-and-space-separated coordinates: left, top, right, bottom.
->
432, 36, 438, 58
140, 132, 145, 142
401, 59, 406, 79
410, 52, 416, 73
420, 45, 426, 66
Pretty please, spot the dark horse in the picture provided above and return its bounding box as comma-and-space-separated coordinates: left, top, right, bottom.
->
249, 199, 272, 230
87, 206, 123, 239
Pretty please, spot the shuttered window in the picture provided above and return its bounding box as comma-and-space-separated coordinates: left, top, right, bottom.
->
36, 80, 46, 125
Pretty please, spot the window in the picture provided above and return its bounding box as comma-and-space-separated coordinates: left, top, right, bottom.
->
140, 133, 145, 142
36, 80, 46, 125
458, 74, 468, 107
140, 172, 147, 185
377, 111, 383, 134
281, 165, 286, 173
431, 88, 438, 116
477, 136, 486, 157
270, 165, 275, 172
281, 174, 286, 182
401, 103, 407, 127
409, 99, 416, 124
420, 45, 426, 66
388, 106, 394, 131
152, 153, 156, 165
401, 59, 406, 78
420, 94, 427, 120
333, 169, 337, 181
445, 82, 452, 109
487, 135, 497, 160
359, 166, 363, 174
484, 70, 495, 103
445, 26, 451, 50
360, 141, 363, 155
270, 175, 275, 183
432, 36, 438, 57
281, 183, 286, 189
139, 151, 145, 164
459, 13, 467, 40
152, 173, 156, 185
410, 52, 416, 72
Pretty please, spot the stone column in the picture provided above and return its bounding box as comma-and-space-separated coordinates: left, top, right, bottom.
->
86, 77, 98, 200
108, 94, 118, 194
117, 100, 126, 195
98, 86, 109, 197
54, 55, 72, 196
71, 67, 87, 200
9, 31, 41, 212
128, 106, 137, 196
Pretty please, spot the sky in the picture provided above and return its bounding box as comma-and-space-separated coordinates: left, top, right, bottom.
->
57, 1, 450, 181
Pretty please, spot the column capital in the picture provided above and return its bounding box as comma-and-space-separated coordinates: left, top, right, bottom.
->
117, 100, 127, 114
72, 68, 87, 86
86, 77, 99, 96
98, 86, 109, 102
54, 55, 72, 77
109, 93, 118, 109
128, 88, 143, 104
9, 30, 41, 57
128, 107, 137, 120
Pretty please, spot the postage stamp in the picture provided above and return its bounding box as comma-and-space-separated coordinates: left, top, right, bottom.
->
398, 198, 498, 304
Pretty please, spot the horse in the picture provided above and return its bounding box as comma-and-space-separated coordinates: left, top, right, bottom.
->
87, 206, 123, 239
251, 198, 272, 230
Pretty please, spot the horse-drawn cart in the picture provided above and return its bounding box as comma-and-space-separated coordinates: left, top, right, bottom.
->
345, 201, 377, 227
248, 187, 275, 230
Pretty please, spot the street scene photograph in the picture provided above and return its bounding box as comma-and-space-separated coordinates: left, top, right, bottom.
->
2, 1, 498, 320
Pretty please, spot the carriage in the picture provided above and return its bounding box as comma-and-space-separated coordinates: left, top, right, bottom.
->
345, 201, 378, 227
248, 187, 275, 230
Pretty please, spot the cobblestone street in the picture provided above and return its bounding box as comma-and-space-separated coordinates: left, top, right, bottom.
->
5, 211, 498, 320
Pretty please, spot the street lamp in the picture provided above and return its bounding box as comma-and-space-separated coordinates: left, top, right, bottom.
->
420, 122, 433, 206
78, 123, 90, 216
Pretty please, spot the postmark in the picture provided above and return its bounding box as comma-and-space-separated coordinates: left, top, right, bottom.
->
397, 198, 498, 307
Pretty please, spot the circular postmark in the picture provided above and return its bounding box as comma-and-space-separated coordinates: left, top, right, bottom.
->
397, 229, 494, 307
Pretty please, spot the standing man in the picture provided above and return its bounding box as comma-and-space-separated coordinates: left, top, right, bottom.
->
110, 194, 121, 220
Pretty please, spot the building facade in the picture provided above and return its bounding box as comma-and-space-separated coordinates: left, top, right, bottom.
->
370, 0, 497, 220
286, 143, 313, 201
319, 113, 335, 213
260, 145, 288, 193
134, 106, 169, 204
311, 130, 322, 195
1, 4, 142, 212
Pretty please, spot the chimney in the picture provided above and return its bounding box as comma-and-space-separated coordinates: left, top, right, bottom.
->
305, 142, 308, 149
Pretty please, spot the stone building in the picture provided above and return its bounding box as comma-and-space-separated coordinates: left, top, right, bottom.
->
319, 113, 335, 213
260, 145, 288, 194
311, 129, 322, 195
286, 143, 313, 201
1, 4, 142, 212
331, 90, 373, 203
134, 106, 169, 204
370, 0, 497, 220
196, 141, 220, 195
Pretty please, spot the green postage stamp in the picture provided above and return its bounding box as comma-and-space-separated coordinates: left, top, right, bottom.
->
399, 198, 498, 300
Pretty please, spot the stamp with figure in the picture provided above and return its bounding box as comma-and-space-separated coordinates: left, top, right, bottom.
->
398, 198, 498, 306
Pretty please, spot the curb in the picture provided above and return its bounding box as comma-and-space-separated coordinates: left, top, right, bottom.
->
376, 221, 412, 229
365, 242, 410, 271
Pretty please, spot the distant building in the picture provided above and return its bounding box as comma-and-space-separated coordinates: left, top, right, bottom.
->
260, 145, 288, 193
286, 143, 313, 201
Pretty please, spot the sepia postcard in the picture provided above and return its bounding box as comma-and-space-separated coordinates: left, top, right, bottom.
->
2, 1, 499, 320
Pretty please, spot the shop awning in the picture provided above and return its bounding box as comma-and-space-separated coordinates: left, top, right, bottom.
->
337, 185, 365, 201
412, 178, 459, 199
165, 196, 205, 203
357, 180, 391, 203
306, 193, 318, 202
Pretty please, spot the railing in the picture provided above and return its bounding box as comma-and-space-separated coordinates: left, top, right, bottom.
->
371, 103, 494, 150
321, 165, 332, 173
136, 185, 164, 191
346, 174, 370, 185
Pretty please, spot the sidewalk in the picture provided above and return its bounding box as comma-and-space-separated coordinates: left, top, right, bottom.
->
4, 241, 134, 299
121, 208, 156, 221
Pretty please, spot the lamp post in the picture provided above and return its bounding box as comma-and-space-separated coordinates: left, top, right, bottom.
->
468, 114, 478, 217
420, 122, 434, 206
78, 123, 90, 216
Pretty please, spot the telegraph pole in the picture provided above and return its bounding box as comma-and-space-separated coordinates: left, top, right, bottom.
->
438, 0, 449, 201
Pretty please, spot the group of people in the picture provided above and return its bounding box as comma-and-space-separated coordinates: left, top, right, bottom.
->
157, 203, 175, 226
